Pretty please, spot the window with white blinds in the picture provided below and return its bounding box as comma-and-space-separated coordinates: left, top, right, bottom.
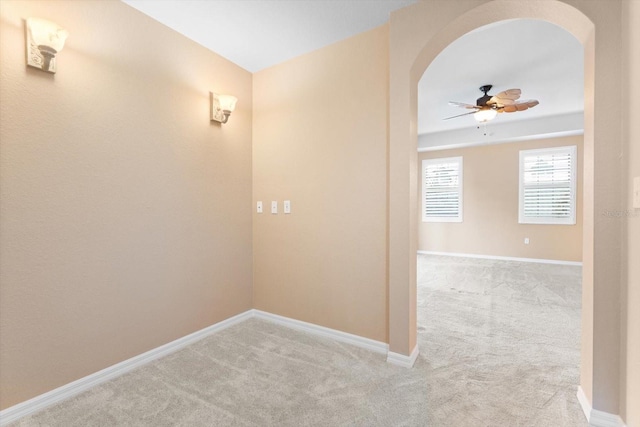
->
519, 145, 577, 225
422, 157, 463, 222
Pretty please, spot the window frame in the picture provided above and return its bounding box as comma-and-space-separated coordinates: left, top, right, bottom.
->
421, 156, 463, 223
518, 145, 577, 225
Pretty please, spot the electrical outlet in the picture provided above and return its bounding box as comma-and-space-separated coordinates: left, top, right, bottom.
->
257, 201, 263, 213
271, 201, 278, 214
284, 200, 291, 214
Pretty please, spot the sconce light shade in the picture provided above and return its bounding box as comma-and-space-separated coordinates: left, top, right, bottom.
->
210, 92, 238, 124
474, 108, 498, 123
218, 95, 238, 113
26, 17, 68, 73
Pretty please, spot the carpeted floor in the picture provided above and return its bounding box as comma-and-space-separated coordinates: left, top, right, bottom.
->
11, 254, 587, 426
416, 254, 585, 426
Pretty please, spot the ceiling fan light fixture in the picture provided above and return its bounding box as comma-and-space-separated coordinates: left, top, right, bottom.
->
445, 86, 538, 122
474, 108, 497, 123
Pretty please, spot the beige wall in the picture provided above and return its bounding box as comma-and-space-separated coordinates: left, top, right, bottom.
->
252, 26, 389, 343
0, 0, 636, 423
0, 0, 253, 409
622, 0, 640, 425
418, 136, 583, 262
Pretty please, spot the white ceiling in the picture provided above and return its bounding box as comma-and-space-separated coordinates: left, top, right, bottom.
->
121, 1, 584, 148
121, 0, 416, 72
419, 19, 584, 147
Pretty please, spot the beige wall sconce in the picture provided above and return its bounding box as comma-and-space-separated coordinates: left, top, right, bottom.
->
26, 17, 68, 73
210, 92, 238, 124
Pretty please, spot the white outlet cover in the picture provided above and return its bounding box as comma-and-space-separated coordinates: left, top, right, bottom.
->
284, 200, 291, 214
271, 201, 278, 214
257, 201, 263, 213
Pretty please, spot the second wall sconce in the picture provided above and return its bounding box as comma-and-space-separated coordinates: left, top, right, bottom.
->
210, 92, 237, 124
26, 17, 68, 73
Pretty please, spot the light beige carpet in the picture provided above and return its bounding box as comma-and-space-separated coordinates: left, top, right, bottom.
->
11, 255, 587, 426
416, 254, 585, 426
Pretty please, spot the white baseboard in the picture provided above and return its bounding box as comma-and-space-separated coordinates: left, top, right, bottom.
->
577, 385, 592, 421
251, 309, 389, 355
0, 310, 253, 427
417, 250, 583, 266
1, 309, 410, 426
577, 386, 626, 427
387, 345, 419, 368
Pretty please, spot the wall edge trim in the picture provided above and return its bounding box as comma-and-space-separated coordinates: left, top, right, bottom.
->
386, 345, 419, 368
576, 386, 627, 427
251, 309, 389, 355
0, 310, 253, 426
417, 250, 583, 266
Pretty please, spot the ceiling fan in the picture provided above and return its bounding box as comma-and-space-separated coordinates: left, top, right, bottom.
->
445, 85, 539, 123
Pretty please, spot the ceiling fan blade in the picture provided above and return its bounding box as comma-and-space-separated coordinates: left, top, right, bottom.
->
487, 89, 521, 106
448, 101, 480, 110
521, 99, 539, 108
443, 111, 478, 120
497, 88, 522, 99
488, 97, 516, 106
500, 99, 539, 113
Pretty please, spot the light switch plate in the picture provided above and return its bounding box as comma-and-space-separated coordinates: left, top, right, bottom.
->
634, 177, 640, 209
271, 201, 278, 214
284, 200, 291, 214
257, 201, 263, 213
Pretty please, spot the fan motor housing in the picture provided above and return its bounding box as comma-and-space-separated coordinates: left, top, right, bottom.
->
477, 84, 493, 107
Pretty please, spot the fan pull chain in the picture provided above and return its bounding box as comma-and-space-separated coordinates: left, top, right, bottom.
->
477, 122, 489, 137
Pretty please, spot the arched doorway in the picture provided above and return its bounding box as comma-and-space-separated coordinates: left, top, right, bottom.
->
414, 16, 585, 422
387, 0, 624, 419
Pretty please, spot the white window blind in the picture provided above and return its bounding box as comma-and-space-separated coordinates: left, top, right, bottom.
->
519, 146, 577, 225
422, 157, 463, 222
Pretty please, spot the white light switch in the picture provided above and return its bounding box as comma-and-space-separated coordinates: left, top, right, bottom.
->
257, 201, 263, 213
524, 237, 530, 245
284, 200, 291, 214
271, 201, 278, 214
634, 177, 640, 209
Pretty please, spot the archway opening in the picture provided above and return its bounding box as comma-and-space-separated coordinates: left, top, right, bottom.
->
387, 0, 596, 414
414, 18, 585, 422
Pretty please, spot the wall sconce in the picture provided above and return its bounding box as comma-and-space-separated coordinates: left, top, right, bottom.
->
26, 17, 68, 73
210, 92, 238, 124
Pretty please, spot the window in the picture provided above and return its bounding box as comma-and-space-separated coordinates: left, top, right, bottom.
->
422, 156, 463, 222
519, 145, 577, 225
